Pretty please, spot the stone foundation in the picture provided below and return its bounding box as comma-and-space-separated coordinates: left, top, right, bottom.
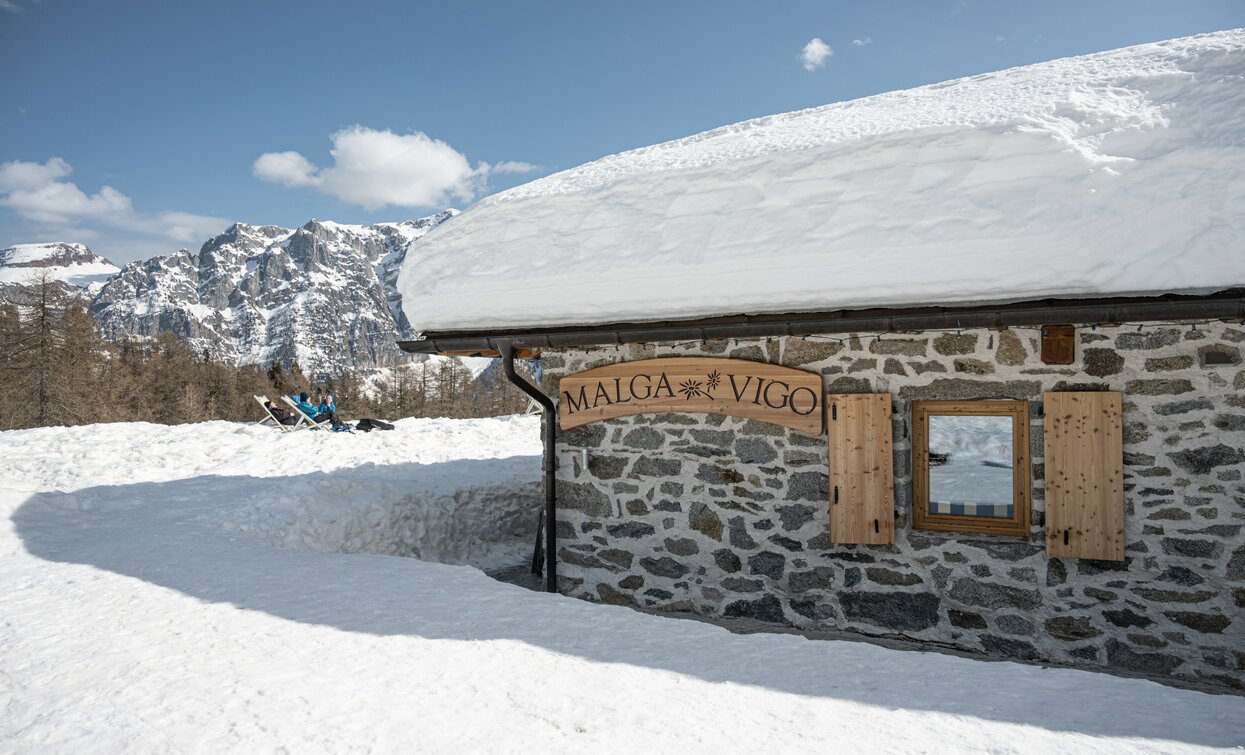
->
540, 321, 1245, 690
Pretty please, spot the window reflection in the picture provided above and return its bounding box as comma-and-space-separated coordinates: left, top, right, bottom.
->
927, 415, 1014, 519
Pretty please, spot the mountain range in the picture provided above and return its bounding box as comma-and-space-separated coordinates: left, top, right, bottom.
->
0, 211, 458, 377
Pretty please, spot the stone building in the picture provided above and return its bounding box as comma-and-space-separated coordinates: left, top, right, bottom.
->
399, 31, 1245, 690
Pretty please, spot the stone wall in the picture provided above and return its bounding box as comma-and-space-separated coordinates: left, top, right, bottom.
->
539, 321, 1245, 690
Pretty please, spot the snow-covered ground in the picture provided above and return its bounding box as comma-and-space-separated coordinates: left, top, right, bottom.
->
2, 419, 1242, 753
400, 29, 1245, 331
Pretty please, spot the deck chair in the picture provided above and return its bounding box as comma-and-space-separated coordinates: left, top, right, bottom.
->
280, 394, 329, 431
255, 395, 317, 432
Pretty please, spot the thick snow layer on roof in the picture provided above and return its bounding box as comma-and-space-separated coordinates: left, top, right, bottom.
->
400, 30, 1245, 333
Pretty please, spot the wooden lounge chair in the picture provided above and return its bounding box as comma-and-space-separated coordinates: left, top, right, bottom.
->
254, 394, 320, 432
280, 395, 330, 431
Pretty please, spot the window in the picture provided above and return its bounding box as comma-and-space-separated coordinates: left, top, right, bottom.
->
912, 400, 1030, 537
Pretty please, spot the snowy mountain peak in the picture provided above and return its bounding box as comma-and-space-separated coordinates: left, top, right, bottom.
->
0, 242, 121, 293
90, 210, 458, 374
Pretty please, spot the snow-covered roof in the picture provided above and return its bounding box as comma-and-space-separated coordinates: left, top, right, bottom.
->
400, 30, 1245, 333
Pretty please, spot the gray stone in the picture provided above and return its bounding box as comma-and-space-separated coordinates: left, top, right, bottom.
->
954, 358, 995, 374
1160, 538, 1220, 559
843, 567, 862, 588
949, 609, 987, 629
748, 551, 786, 580
1145, 355, 1195, 371
632, 457, 682, 477
1164, 611, 1231, 633
995, 615, 1035, 635
1169, 444, 1245, 474
883, 358, 907, 375
789, 599, 837, 621
639, 556, 689, 579
789, 567, 834, 593
598, 549, 634, 569
722, 576, 764, 592
596, 584, 637, 606
690, 429, 734, 448
664, 537, 699, 556
866, 567, 923, 586
910, 360, 948, 375
556, 480, 613, 517
723, 595, 786, 624
847, 358, 878, 373
1131, 587, 1216, 603
736, 437, 778, 464
1104, 609, 1152, 628
871, 338, 928, 356
606, 522, 655, 539
625, 499, 649, 515
1212, 414, 1245, 432
1045, 616, 1103, 640
973, 541, 1042, 561
713, 549, 742, 573
776, 504, 817, 531
1124, 378, 1194, 396
825, 377, 872, 393
1115, 329, 1181, 350
898, 378, 1040, 401
785, 470, 826, 501
996, 330, 1027, 365
741, 419, 785, 436
621, 427, 664, 449
768, 534, 803, 551
1154, 399, 1214, 416
695, 463, 744, 485
689, 502, 724, 541
1228, 546, 1245, 581
949, 578, 1041, 610
1046, 559, 1067, 586
618, 575, 643, 590
980, 635, 1040, 661
728, 516, 758, 549
1105, 639, 1184, 675
559, 547, 610, 570
783, 339, 842, 366
1082, 348, 1126, 376
643, 588, 674, 601
1198, 345, 1241, 367
933, 333, 978, 355
840, 591, 941, 631
588, 455, 628, 479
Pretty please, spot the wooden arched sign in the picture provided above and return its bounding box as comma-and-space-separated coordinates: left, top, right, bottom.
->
558, 357, 823, 435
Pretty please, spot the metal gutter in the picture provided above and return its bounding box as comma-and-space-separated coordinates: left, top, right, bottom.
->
400, 291, 1245, 356
499, 341, 557, 593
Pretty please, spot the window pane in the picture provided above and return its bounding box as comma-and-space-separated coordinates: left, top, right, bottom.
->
927, 415, 1014, 519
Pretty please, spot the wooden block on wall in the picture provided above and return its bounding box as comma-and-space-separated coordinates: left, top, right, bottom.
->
1041, 324, 1075, 365
827, 393, 894, 545
1044, 391, 1125, 560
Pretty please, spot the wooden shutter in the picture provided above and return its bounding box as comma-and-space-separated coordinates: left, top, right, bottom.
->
827, 393, 894, 544
1043, 391, 1125, 560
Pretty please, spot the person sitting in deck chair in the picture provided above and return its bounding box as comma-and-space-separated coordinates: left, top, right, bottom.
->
264, 399, 300, 426
291, 391, 343, 427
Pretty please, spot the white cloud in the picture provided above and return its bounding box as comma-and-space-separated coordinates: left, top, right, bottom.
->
801, 38, 832, 72
0, 157, 226, 248
996, 35, 1006, 43
852, 37, 872, 47
252, 151, 320, 188
253, 126, 535, 211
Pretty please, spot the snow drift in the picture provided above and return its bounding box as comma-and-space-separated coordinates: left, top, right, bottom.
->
400, 29, 1245, 332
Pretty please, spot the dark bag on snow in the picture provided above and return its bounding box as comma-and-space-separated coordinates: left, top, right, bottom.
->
356, 418, 395, 432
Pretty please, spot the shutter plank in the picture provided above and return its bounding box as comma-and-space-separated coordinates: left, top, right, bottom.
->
828, 393, 894, 544
1044, 391, 1125, 560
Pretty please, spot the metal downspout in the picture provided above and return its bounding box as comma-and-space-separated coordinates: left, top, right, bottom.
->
500, 341, 557, 593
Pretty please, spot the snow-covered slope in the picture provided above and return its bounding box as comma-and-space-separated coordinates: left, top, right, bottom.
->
1, 419, 1241, 752
400, 29, 1245, 332
0, 242, 120, 294
91, 212, 455, 374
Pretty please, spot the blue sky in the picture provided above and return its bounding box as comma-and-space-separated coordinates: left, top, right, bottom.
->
1, 0, 1241, 263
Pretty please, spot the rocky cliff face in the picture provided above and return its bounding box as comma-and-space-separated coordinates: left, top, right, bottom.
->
88, 212, 455, 375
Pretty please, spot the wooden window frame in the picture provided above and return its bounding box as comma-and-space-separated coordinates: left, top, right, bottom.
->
911, 400, 1031, 537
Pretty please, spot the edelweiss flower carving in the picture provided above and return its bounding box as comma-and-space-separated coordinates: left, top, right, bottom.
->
705, 370, 722, 391
678, 379, 709, 401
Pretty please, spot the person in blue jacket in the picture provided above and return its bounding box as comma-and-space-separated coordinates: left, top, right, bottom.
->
290, 391, 341, 427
